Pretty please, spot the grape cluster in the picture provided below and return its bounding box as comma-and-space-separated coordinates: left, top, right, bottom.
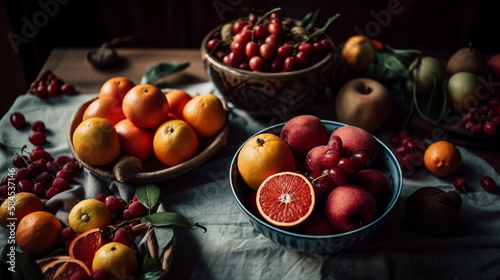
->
307, 135, 371, 203
207, 10, 334, 73
29, 69, 76, 98
2, 114, 81, 199
98, 194, 148, 246
389, 130, 428, 177
461, 97, 500, 137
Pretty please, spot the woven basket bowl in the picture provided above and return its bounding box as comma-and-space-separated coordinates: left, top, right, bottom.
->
67, 92, 230, 183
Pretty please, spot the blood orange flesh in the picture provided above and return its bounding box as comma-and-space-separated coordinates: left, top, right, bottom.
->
256, 172, 315, 227
41, 257, 92, 280
68, 228, 104, 270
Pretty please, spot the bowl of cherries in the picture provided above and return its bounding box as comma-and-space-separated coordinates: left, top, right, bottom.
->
201, 8, 338, 116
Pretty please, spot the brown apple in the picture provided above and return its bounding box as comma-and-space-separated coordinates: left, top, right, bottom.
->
335, 78, 392, 132
446, 43, 486, 77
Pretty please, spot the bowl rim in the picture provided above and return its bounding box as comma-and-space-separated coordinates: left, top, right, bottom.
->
201, 22, 335, 79
229, 120, 403, 240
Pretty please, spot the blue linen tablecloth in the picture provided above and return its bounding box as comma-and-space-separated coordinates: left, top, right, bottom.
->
1, 82, 499, 280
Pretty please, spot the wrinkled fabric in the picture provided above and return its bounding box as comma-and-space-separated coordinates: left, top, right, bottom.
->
0, 83, 499, 280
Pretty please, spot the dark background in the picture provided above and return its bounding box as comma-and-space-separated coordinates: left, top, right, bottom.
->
2, 0, 500, 116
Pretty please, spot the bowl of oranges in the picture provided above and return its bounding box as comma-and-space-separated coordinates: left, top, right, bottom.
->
201, 9, 337, 116
67, 77, 229, 183
229, 118, 402, 253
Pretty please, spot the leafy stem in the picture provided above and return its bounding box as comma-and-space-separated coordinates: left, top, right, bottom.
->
303, 13, 340, 43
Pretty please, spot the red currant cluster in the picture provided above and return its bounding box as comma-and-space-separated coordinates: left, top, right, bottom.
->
389, 130, 428, 178
2, 113, 81, 199
461, 97, 500, 137
207, 11, 334, 72
28, 69, 75, 98
306, 135, 372, 204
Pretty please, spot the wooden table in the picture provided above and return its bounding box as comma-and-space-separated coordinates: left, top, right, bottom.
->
42, 48, 500, 174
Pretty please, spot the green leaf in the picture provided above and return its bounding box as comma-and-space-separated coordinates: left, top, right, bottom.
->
143, 212, 194, 229
140, 62, 190, 84
135, 185, 161, 210
301, 9, 320, 30
135, 268, 168, 280
138, 253, 162, 276
304, 13, 340, 43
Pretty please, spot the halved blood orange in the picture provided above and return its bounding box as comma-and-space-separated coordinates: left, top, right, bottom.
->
256, 172, 315, 227
68, 227, 104, 270
36, 255, 72, 268
40, 257, 92, 279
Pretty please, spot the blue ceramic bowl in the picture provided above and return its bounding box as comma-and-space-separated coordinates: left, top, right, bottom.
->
230, 120, 402, 253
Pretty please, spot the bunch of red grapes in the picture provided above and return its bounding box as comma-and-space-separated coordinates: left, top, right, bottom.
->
1, 113, 81, 199
28, 69, 75, 98
59, 194, 150, 249
206, 11, 334, 72
388, 130, 428, 178
461, 96, 500, 137
307, 135, 372, 203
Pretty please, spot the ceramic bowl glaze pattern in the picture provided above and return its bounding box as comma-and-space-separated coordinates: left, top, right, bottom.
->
229, 120, 403, 253
201, 26, 335, 116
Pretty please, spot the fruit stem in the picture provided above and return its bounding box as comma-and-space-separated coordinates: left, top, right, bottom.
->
309, 171, 328, 184
303, 13, 340, 44
254, 7, 282, 27
468, 42, 473, 53
194, 222, 207, 233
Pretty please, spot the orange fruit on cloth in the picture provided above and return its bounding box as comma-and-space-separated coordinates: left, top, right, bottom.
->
0, 192, 44, 227
256, 172, 315, 227
122, 84, 170, 128
424, 140, 462, 177
153, 119, 199, 167
99, 77, 135, 101
82, 98, 125, 125
165, 89, 192, 118
40, 257, 92, 279
237, 133, 296, 191
16, 211, 62, 256
182, 93, 227, 138
68, 228, 104, 270
115, 119, 154, 162
92, 242, 138, 278
73, 117, 121, 166
68, 199, 112, 234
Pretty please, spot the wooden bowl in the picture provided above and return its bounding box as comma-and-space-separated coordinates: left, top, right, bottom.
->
67, 93, 230, 183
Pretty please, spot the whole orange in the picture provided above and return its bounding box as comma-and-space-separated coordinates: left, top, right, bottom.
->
122, 84, 170, 129
341, 35, 376, 74
73, 117, 121, 166
153, 119, 199, 166
92, 242, 138, 278
99, 77, 135, 101
423, 141, 462, 177
182, 94, 227, 138
16, 211, 62, 256
115, 119, 154, 162
0, 192, 44, 228
165, 89, 192, 118
82, 98, 125, 125
68, 199, 112, 233
237, 133, 296, 191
